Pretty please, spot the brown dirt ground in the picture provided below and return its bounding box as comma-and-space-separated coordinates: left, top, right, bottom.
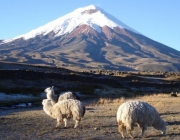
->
0, 94, 180, 140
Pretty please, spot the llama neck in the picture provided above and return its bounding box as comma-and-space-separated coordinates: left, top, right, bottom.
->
152, 118, 165, 130
47, 91, 58, 105
43, 103, 53, 117
50, 100, 57, 105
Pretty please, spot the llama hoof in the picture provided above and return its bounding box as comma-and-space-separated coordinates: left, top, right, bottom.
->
55, 126, 61, 129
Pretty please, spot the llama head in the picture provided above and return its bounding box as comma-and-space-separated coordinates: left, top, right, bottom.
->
44, 86, 54, 94
44, 86, 56, 102
161, 121, 167, 134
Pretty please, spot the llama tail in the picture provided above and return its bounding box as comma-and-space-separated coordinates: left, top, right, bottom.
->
82, 105, 86, 117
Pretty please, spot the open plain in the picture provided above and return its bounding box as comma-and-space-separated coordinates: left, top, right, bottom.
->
0, 94, 180, 140
0, 63, 180, 139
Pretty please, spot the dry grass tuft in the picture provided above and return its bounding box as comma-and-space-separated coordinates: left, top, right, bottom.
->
96, 97, 125, 105
97, 98, 112, 104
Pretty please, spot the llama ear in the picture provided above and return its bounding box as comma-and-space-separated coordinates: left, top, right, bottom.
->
52, 86, 54, 89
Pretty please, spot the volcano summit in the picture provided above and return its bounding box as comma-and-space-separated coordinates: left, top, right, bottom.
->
1, 5, 180, 71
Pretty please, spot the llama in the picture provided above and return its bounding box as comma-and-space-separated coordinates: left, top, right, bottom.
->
117, 101, 166, 138
44, 86, 79, 105
42, 99, 85, 128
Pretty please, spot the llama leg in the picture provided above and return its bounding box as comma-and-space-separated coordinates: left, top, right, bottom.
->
126, 124, 134, 139
118, 124, 125, 138
141, 127, 146, 138
74, 120, 79, 128
56, 119, 62, 128
138, 123, 146, 138
63, 118, 67, 128
127, 129, 134, 139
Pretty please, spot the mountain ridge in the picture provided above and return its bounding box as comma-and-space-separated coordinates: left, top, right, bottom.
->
0, 5, 180, 72
2, 5, 138, 43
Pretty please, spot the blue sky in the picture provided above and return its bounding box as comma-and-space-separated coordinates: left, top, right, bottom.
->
0, 0, 179, 51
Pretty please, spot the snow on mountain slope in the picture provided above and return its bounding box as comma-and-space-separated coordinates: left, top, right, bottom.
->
3, 5, 138, 43
1, 5, 180, 72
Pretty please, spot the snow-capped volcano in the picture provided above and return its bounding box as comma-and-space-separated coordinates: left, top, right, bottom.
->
4, 5, 138, 42
1, 5, 180, 72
